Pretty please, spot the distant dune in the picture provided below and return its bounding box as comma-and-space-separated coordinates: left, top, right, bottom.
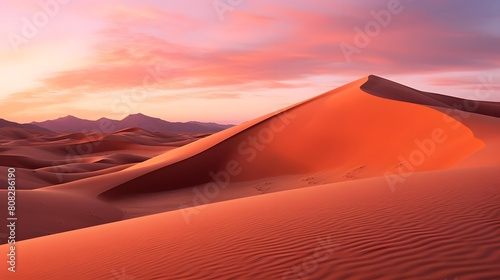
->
0, 127, 200, 190
1, 75, 499, 279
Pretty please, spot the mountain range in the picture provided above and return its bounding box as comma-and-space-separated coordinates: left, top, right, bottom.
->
0, 118, 53, 133
16, 113, 233, 134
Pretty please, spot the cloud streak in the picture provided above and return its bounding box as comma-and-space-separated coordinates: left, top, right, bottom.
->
1, 0, 499, 122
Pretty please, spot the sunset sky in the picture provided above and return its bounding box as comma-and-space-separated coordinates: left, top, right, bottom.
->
1, 0, 499, 124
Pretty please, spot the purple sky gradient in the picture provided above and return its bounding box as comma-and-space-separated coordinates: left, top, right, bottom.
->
0, 0, 499, 123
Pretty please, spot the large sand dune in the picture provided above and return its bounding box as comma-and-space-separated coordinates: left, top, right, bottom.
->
1, 75, 499, 279
48, 76, 486, 200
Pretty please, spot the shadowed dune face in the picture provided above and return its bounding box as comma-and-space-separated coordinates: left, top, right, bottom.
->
99, 77, 485, 199
362, 75, 500, 118
0, 189, 123, 241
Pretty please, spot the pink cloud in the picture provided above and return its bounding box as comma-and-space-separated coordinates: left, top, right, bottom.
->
3, 0, 499, 121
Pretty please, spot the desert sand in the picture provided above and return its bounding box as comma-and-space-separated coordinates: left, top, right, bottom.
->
0, 75, 499, 279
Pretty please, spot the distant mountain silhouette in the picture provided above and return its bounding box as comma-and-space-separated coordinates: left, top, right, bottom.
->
0, 118, 53, 133
31, 113, 233, 134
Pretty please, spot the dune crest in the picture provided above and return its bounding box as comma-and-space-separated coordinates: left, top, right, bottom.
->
1, 75, 499, 279
93, 76, 485, 199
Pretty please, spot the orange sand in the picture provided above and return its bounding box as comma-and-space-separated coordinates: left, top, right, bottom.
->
1, 75, 499, 279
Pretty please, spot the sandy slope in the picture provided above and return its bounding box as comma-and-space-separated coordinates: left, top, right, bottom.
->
0, 189, 122, 241
10, 75, 499, 240
106, 76, 481, 196
0, 128, 199, 241
1, 75, 499, 279
48, 76, 484, 199
1, 167, 498, 279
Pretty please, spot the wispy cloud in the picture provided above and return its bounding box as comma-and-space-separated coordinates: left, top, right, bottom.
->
1, 0, 499, 122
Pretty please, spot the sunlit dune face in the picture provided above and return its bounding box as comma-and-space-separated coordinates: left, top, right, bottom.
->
202, 79, 485, 180
93, 77, 490, 200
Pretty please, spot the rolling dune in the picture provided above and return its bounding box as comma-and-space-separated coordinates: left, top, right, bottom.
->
0, 128, 200, 240
33, 75, 499, 232
1, 75, 499, 279
60, 76, 485, 199
0, 128, 197, 190
1, 167, 498, 279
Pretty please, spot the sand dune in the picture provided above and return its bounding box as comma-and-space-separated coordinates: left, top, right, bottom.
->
0, 189, 122, 242
2, 166, 498, 279
54, 76, 485, 199
0, 128, 198, 190
1, 75, 499, 279
0, 128, 205, 240
362, 75, 500, 118
32, 75, 498, 230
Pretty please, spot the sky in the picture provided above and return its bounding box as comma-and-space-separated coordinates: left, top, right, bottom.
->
0, 0, 499, 124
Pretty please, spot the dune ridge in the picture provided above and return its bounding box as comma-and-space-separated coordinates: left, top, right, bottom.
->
1, 75, 499, 279
94, 76, 485, 199
362, 75, 500, 118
